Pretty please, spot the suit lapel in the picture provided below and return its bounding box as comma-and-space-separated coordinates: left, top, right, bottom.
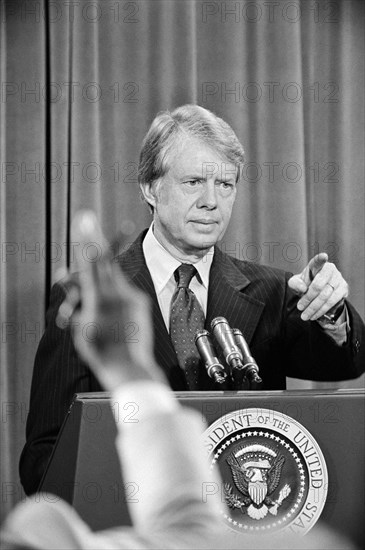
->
118, 232, 179, 378
206, 247, 265, 345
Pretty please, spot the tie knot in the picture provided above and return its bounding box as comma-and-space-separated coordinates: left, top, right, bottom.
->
174, 263, 197, 288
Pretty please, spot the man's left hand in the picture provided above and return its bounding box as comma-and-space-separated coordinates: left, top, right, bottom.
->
288, 253, 349, 321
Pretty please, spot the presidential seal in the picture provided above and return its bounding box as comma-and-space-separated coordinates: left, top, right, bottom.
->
203, 408, 328, 536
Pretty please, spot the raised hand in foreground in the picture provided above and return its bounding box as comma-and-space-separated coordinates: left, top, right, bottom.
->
58, 210, 166, 390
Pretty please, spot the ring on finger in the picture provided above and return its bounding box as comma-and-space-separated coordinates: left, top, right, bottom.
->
326, 283, 335, 291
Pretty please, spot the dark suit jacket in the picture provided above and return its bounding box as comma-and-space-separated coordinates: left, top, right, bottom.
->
19, 230, 365, 495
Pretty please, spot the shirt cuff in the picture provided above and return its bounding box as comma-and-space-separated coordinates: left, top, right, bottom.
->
111, 381, 178, 427
319, 305, 350, 346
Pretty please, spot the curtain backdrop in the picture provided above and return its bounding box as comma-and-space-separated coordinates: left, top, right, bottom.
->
1, 0, 364, 518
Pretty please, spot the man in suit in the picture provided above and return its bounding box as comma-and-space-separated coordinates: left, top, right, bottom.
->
19, 104, 365, 495
4, 212, 356, 550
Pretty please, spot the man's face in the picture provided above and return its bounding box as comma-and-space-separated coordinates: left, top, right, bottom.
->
144, 137, 237, 260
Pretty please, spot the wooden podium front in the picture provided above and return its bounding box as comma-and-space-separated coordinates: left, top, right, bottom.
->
39, 389, 364, 547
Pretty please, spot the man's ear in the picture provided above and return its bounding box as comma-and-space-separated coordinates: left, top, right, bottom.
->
139, 181, 158, 211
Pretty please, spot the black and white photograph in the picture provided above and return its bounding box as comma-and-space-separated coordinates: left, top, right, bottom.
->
1, 1, 364, 548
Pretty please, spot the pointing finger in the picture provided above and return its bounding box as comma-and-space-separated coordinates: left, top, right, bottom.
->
72, 210, 107, 269
307, 252, 328, 279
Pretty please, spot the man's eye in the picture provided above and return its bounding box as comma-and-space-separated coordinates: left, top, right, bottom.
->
219, 181, 234, 190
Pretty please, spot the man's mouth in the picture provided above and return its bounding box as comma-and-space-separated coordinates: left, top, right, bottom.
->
190, 219, 218, 225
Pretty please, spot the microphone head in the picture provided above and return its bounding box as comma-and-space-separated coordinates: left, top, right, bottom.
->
195, 330, 219, 363
194, 329, 210, 343
210, 316, 227, 330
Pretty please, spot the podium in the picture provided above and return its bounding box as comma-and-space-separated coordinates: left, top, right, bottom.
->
39, 389, 364, 546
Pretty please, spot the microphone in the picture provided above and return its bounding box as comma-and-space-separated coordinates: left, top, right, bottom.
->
211, 317, 246, 388
195, 330, 227, 384
232, 328, 262, 385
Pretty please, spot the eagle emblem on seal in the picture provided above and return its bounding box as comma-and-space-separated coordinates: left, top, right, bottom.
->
225, 444, 291, 520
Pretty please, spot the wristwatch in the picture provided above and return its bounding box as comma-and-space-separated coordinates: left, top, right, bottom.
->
318, 300, 345, 325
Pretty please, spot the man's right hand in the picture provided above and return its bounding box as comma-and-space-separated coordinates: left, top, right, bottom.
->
58, 210, 166, 391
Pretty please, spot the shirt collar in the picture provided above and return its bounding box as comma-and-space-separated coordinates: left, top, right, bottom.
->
142, 224, 214, 295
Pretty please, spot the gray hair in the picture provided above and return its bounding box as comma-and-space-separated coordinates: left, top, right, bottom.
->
138, 104, 245, 209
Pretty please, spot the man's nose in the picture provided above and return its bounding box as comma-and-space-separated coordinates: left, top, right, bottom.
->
196, 181, 217, 209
